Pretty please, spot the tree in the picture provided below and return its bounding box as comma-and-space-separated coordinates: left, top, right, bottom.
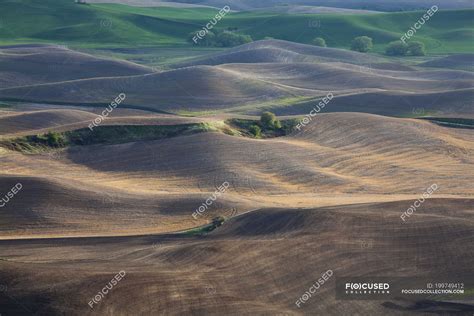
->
312, 37, 327, 47
215, 31, 252, 47
187, 31, 216, 47
407, 41, 426, 56
249, 125, 262, 138
351, 36, 373, 53
34, 131, 65, 147
211, 216, 225, 228
188, 30, 252, 47
260, 111, 281, 130
385, 40, 408, 56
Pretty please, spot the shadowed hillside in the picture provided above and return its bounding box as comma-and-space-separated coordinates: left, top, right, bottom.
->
0, 45, 153, 88
0, 2, 473, 315
420, 53, 474, 71
1, 42, 472, 116
0, 199, 472, 315
1, 113, 473, 238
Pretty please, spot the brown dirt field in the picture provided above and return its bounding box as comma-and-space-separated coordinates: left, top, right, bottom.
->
1, 41, 473, 315
1, 41, 472, 116
0, 199, 473, 315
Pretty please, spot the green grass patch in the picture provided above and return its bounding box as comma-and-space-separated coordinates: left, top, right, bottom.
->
0, 123, 214, 153
220, 97, 314, 115
0, 0, 472, 54
226, 117, 299, 138
182, 216, 226, 236
419, 117, 474, 129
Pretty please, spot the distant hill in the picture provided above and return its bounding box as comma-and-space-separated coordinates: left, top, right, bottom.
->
0, 45, 153, 88
88, 0, 474, 11
1, 41, 472, 117
0, 0, 472, 53
419, 54, 474, 72
172, 39, 380, 67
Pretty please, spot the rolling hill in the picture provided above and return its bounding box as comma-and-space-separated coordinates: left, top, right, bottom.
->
1, 41, 472, 117
1, 112, 473, 238
0, 0, 473, 53
86, 0, 474, 11
0, 198, 473, 315
0, 2, 473, 315
172, 39, 380, 67
0, 44, 153, 88
419, 53, 474, 71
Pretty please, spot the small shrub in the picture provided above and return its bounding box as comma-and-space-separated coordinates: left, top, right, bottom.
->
215, 31, 252, 47
312, 37, 327, 47
385, 40, 408, 56
46, 131, 66, 147
260, 111, 281, 130
187, 31, 216, 47
211, 216, 225, 228
351, 36, 373, 53
30, 131, 66, 148
249, 125, 262, 138
280, 118, 299, 134
189, 30, 252, 47
407, 41, 426, 56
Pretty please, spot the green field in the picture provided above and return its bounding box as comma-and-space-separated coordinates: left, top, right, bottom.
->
0, 0, 473, 53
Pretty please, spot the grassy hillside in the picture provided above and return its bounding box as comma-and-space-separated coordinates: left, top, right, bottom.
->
0, 0, 472, 53
138, 0, 474, 11
0, 124, 216, 152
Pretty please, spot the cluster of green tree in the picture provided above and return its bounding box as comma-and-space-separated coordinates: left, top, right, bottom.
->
184, 216, 226, 236
248, 112, 281, 138
385, 41, 426, 56
228, 112, 298, 139
209, 216, 225, 230
311, 36, 373, 52
30, 131, 66, 148
1, 124, 215, 153
351, 36, 373, 52
313, 35, 426, 56
187, 29, 253, 47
